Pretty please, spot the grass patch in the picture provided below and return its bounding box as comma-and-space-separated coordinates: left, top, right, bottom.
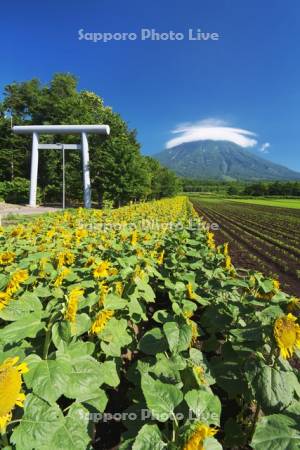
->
229, 198, 300, 209
188, 194, 300, 209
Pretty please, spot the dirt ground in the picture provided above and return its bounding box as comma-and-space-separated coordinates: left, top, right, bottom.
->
0, 202, 61, 218
192, 202, 300, 296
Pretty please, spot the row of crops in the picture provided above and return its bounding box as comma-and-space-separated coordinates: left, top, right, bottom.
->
0, 196, 300, 449
192, 198, 300, 295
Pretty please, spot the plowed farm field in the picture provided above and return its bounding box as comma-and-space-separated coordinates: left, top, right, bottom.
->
192, 197, 300, 296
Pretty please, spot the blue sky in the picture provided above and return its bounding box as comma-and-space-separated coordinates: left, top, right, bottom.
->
1, 0, 300, 171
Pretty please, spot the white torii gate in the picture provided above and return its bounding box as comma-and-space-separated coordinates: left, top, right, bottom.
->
12, 125, 110, 208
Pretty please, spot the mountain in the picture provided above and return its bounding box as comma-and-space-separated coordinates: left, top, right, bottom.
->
154, 140, 300, 180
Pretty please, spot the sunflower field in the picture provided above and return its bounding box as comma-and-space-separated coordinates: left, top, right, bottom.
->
0, 196, 300, 450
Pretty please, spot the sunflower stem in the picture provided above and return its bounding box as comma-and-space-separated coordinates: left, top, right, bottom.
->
249, 402, 260, 440
63, 404, 73, 413
43, 323, 53, 359
2, 433, 9, 446
249, 344, 276, 440
171, 412, 179, 442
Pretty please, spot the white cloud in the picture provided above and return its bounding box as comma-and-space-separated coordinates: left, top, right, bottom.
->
259, 142, 270, 153
166, 118, 258, 149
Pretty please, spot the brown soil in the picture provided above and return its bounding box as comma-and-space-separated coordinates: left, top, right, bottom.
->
193, 202, 300, 296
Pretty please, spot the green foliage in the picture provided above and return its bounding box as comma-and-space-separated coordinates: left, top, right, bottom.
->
131, 424, 165, 450
243, 181, 300, 196
0, 177, 42, 204
182, 178, 300, 198
145, 156, 182, 199
11, 395, 90, 450
251, 413, 300, 450
141, 373, 183, 421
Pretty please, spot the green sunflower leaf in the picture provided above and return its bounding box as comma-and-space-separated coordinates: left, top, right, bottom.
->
132, 424, 165, 450
251, 413, 300, 450
141, 373, 183, 422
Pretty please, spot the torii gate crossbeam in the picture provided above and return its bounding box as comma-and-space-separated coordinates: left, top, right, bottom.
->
12, 125, 110, 208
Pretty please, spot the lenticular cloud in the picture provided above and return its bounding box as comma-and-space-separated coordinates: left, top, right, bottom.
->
166, 119, 258, 149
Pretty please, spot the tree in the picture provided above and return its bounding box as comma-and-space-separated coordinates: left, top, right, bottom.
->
227, 185, 239, 196
144, 157, 181, 198
144, 157, 163, 199
0, 73, 178, 206
243, 182, 267, 196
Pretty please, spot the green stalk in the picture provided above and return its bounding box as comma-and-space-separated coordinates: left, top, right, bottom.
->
249, 401, 261, 440
43, 323, 53, 359
2, 432, 9, 447
249, 344, 276, 440
171, 412, 179, 442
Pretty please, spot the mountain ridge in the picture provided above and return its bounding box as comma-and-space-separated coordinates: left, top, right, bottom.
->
154, 140, 300, 181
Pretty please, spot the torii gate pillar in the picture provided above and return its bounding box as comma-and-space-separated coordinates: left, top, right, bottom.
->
81, 132, 91, 209
13, 125, 110, 208
29, 132, 39, 207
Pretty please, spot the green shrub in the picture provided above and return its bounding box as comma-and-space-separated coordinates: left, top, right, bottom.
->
0, 181, 9, 199
43, 184, 62, 203
0, 177, 41, 204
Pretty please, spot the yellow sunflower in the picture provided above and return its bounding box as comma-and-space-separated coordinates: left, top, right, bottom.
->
93, 261, 110, 279
10, 225, 24, 238
133, 265, 145, 281
184, 312, 199, 347
65, 287, 84, 322
38, 257, 48, 278
6, 269, 29, 296
131, 230, 138, 246
193, 366, 206, 385
54, 268, 71, 287
0, 252, 15, 266
223, 242, 229, 257
0, 292, 10, 311
85, 256, 95, 267
207, 232, 216, 250
189, 320, 199, 347
115, 281, 124, 296
288, 297, 300, 313
157, 250, 165, 266
225, 255, 233, 272
99, 282, 109, 306
56, 251, 75, 269
186, 283, 196, 300
274, 313, 300, 359
75, 228, 88, 241
183, 423, 217, 450
90, 310, 114, 334
184, 310, 193, 319
0, 411, 12, 433
0, 357, 28, 432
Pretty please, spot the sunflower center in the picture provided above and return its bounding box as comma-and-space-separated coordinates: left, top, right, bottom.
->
0, 367, 22, 416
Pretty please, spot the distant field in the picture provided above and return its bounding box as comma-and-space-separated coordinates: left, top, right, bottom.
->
186, 193, 300, 209
230, 197, 300, 209
192, 196, 300, 295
